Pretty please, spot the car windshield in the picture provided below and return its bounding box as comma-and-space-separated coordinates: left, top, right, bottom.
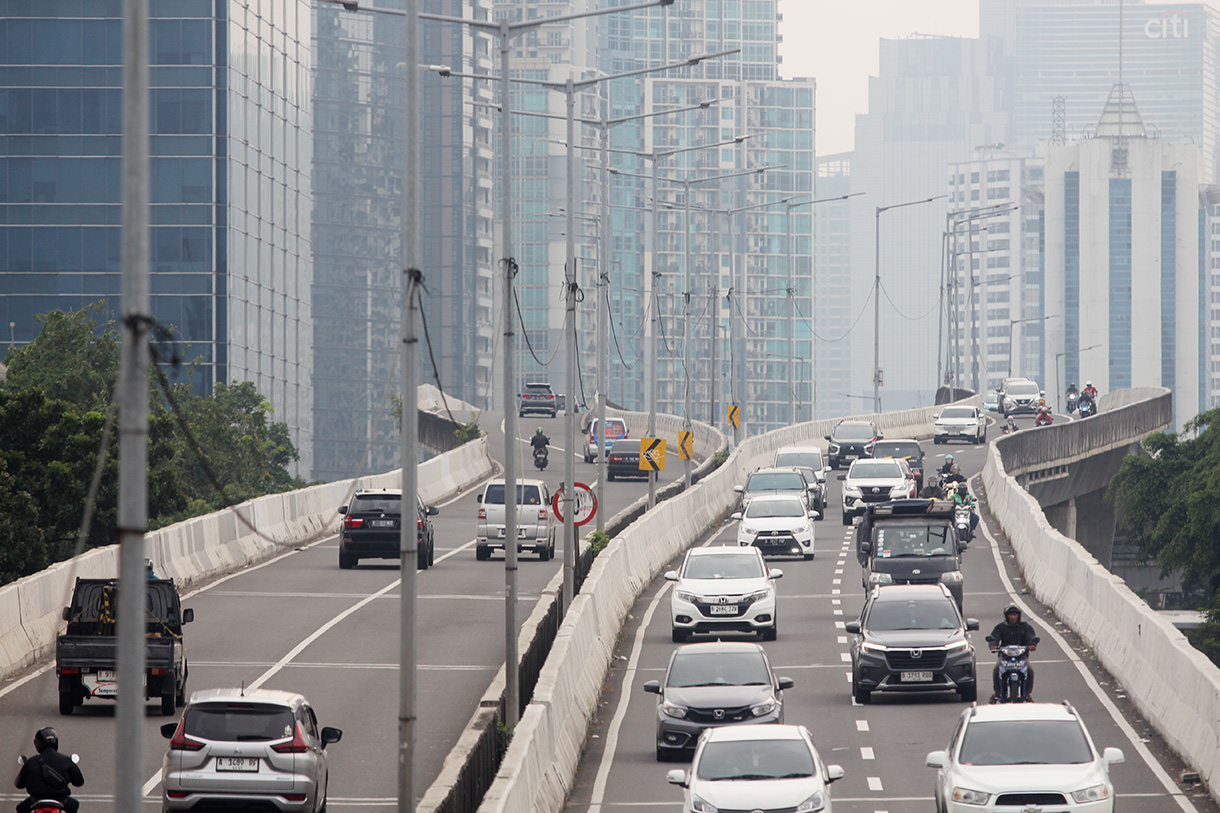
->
523, 385, 551, 394
611, 439, 641, 452
683, 554, 765, 580
849, 461, 902, 479
351, 495, 400, 513
940, 407, 976, 419
744, 499, 805, 519
483, 484, 543, 505
668, 651, 772, 687
184, 704, 296, 742
591, 420, 626, 439
873, 524, 953, 558
874, 442, 921, 460
958, 720, 1094, 766
775, 450, 823, 470
746, 472, 805, 491
866, 598, 961, 631
696, 739, 815, 781
834, 424, 875, 441
1007, 382, 1040, 396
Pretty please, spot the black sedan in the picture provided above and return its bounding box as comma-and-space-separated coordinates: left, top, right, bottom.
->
606, 438, 646, 480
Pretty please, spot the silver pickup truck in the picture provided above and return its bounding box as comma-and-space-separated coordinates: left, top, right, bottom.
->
475, 478, 556, 561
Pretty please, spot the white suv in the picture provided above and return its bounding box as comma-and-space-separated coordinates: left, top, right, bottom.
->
839, 458, 916, 525
731, 495, 817, 560
926, 702, 1124, 813
934, 405, 986, 445
475, 479, 556, 561
665, 546, 782, 643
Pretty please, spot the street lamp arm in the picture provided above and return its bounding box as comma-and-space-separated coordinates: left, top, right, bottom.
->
878, 193, 948, 215
564, 48, 740, 91
605, 98, 723, 127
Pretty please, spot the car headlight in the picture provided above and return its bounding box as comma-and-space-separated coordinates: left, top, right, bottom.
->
843, 484, 861, 496
939, 570, 964, 584
690, 795, 718, 813
863, 442, 875, 452
661, 699, 688, 719
1071, 784, 1111, 803
675, 591, 698, 603
742, 526, 758, 535
944, 639, 971, 654
748, 587, 773, 602
889, 486, 908, 498
795, 791, 827, 813
867, 572, 893, 586
860, 640, 888, 654
750, 699, 778, 716
950, 787, 990, 805
828, 443, 840, 453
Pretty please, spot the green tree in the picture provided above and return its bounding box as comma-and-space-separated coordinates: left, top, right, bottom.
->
1108, 408, 1220, 596
1, 302, 119, 410
0, 456, 47, 583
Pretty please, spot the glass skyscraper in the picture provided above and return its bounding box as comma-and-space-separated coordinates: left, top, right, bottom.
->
0, 0, 315, 474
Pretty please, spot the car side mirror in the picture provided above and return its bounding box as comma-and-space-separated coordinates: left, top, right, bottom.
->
664, 570, 679, 582
643, 680, 661, 694
666, 769, 688, 787
860, 542, 871, 554
338, 506, 348, 515
837, 474, 846, 481
62, 607, 71, 622
733, 485, 744, 493
823, 435, 831, 442
844, 620, 861, 634
877, 433, 884, 440
1102, 747, 1125, 765
476, 494, 483, 503
965, 618, 980, 631
427, 506, 439, 516
825, 764, 845, 783
182, 608, 194, 624
926, 750, 949, 769
730, 512, 743, 521
160, 723, 179, 739
808, 510, 820, 520
958, 540, 969, 553
777, 676, 794, 691
321, 727, 343, 748
768, 568, 783, 580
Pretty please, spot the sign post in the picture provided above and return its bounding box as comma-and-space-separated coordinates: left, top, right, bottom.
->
552, 482, 598, 527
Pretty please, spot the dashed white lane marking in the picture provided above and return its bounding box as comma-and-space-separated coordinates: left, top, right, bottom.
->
832, 578, 841, 585
837, 636, 847, 644
832, 609, 843, 616
856, 720, 870, 732
831, 598, 841, 605
861, 746, 875, 760
840, 653, 851, 663
868, 777, 884, 791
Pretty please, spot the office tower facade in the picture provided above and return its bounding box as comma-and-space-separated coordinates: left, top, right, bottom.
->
981, 0, 1220, 182
0, 0, 315, 474
312, 1, 495, 481
848, 34, 1006, 411
1042, 89, 1205, 429
813, 153, 853, 421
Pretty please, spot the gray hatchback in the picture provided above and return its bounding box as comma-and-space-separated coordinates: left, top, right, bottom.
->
160, 688, 342, 812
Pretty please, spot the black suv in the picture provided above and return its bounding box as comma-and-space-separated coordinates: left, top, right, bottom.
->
872, 438, 926, 492
844, 583, 979, 705
338, 489, 437, 570
825, 420, 882, 469
519, 381, 557, 417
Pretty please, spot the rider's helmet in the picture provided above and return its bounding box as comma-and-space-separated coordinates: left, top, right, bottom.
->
1086, 380, 1093, 387
1070, 382, 1076, 388
951, 465, 961, 475
1003, 603, 1021, 622
945, 454, 954, 462
34, 727, 59, 752
535, 428, 544, 435
956, 482, 969, 496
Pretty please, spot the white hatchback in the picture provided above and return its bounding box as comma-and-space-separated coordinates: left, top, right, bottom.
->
731, 494, 817, 560
667, 724, 844, 813
926, 702, 1124, 813
666, 546, 782, 643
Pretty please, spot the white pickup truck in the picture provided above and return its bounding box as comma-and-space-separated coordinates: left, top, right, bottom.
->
475, 478, 556, 561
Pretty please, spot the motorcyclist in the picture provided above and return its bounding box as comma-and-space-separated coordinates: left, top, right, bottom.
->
951, 481, 979, 534
1035, 403, 1053, 425
1082, 380, 1098, 401
1002, 415, 1018, 434
988, 604, 1040, 702
530, 427, 550, 454
1066, 381, 1079, 398
938, 454, 956, 477
940, 465, 966, 496
14, 728, 83, 813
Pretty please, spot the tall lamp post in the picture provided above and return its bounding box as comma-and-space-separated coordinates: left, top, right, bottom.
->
1007, 314, 1056, 378
873, 195, 946, 413
1054, 343, 1102, 412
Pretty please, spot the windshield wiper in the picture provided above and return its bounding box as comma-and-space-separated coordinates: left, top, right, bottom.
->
731, 774, 778, 781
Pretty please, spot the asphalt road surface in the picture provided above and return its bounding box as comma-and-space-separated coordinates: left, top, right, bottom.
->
565, 413, 1219, 813
0, 410, 683, 810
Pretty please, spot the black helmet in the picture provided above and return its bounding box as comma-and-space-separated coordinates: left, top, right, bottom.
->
34, 727, 58, 752
1003, 603, 1021, 619
956, 482, 968, 495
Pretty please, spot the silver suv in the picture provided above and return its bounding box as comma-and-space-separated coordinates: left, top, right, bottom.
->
475, 478, 556, 560
160, 688, 342, 812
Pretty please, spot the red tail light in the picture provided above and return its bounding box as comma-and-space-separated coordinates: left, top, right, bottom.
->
546, 394, 555, 400
417, 516, 423, 531
271, 722, 309, 754
537, 509, 547, 520
478, 508, 486, 520
343, 517, 363, 530
168, 720, 205, 752
59, 667, 79, 675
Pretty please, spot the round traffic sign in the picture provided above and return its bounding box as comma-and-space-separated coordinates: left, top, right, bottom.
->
552, 482, 598, 527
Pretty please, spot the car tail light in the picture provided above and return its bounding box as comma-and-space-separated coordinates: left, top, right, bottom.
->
166, 791, 189, 799
343, 517, 363, 530
168, 720, 205, 752
59, 667, 79, 675
546, 394, 555, 400
537, 508, 547, 520
151, 667, 168, 675
283, 795, 308, 803
478, 508, 486, 520
271, 722, 309, 754
417, 516, 423, 531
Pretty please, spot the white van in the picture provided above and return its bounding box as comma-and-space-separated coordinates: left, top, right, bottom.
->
475, 479, 556, 561
584, 417, 628, 463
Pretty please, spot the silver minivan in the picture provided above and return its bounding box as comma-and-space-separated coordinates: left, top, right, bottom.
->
475, 478, 556, 560
160, 688, 342, 812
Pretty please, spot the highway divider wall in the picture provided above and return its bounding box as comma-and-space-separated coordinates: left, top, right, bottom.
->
476, 399, 968, 813
0, 435, 494, 684
981, 387, 1220, 797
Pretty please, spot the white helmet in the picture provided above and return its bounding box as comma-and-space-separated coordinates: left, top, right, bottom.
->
1086, 380, 1092, 386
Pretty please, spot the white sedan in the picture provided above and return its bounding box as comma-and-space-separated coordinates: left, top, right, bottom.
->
667, 724, 844, 813
731, 495, 818, 560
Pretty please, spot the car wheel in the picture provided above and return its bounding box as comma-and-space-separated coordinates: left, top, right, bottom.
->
428, 539, 435, 567
161, 682, 176, 716
656, 746, 669, 762
671, 628, 689, 643
760, 620, 778, 641
58, 692, 74, 716
338, 551, 357, 569
476, 545, 491, 561
803, 552, 814, 561
842, 511, 851, 526
853, 678, 871, 705
959, 682, 978, 703
418, 548, 429, 570
607, 472, 615, 482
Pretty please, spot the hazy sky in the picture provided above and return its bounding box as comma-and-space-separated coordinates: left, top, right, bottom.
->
777, 1, 979, 156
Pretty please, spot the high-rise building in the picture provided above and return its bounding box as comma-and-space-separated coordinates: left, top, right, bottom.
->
0, 0, 315, 474
1042, 87, 1205, 429
981, 0, 1220, 182
311, 1, 495, 481
813, 153, 853, 420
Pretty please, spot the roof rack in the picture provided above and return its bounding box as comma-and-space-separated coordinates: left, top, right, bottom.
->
869, 499, 954, 517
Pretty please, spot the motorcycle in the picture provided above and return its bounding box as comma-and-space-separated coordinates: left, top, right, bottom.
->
1066, 391, 1079, 413
1001, 416, 1018, 435
16, 753, 80, 813
532, 445, 549, 471
1078, 396, 1097, 419
1034, 408, 1053, 427
954, 503, 974, 544
986, 640, 1034, 703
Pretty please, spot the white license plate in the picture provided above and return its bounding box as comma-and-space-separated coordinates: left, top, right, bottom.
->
96, 670, 117, 681
496, 527, 530, 538
369, 519, 395, 528
215, 757, 260, 772
901, 671, 933, 682
844, 455, 858, 461
708, 605, 738, 615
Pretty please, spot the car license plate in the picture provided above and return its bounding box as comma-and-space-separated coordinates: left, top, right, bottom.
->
370, 519, 395, 528
708, 605, 738, 615
901, 671, 933, 682
215, 757, 260, 772
96, 670, 117, 681
844, 454, 858, 461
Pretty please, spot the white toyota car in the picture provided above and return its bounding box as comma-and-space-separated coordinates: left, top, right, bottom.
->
732, 494, 817, 560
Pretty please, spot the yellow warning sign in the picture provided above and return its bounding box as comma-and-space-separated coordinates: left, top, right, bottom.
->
640, 437, 666, 471
727, 404, 740, 429
678, 431, 694, 460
